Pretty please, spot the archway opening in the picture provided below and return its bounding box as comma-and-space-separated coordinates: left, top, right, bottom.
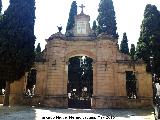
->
25, 68, 37, 97
67, 56, 93, 108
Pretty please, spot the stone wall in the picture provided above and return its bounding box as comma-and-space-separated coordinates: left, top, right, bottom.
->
0, 95, 4, 104
9, 76, 26, 105
92, 62, 152, 108
8, 38, 153, 108
35, 62, 47, 96
92, 97, 152, 108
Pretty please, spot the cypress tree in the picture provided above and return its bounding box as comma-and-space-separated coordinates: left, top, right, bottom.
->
92, 20, 97, 36
0, 70, 5, 95
35, 43, 43, 62
136, 4, 160, 72
120, 32, 129, 54
97, 0, 118, 38
0, 0, 35, 106
66, 1, 77, 31
130, 44, 136, 60
0, 0, 3, 94
92, 20, 97, 31
36, 43, 41, 54
0, 0, 2, 14
26, 68, 36, 95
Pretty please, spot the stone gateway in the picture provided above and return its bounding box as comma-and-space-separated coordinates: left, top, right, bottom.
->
8, 5, 152, 108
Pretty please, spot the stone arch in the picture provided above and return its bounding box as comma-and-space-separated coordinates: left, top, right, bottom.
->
65, 50, 96, 62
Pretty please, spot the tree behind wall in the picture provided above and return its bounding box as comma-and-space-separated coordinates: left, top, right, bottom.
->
136, 4, 160, 72
120, 32, 129, 54
130, 44, 136, 61
66, 1, 77, 31
0, 0, 36, 106
92, 20, 97, 36
92, 20, 97, 31
97, 0, 118, 38
35, 43, 43, 62
0, 70, 6, 95
36, 43, 41, 54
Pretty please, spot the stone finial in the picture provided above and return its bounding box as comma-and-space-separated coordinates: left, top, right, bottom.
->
57, 25, 62, 32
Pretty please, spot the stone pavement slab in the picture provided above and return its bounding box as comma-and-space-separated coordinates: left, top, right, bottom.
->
0, 105, 154, 120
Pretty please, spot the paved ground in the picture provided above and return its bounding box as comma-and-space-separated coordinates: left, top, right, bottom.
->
0, 105, 154, 120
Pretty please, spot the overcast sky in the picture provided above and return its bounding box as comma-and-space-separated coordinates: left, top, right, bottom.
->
2, 0, 160, 50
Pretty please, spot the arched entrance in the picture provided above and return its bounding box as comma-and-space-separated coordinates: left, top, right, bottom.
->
67, 56, 93, 108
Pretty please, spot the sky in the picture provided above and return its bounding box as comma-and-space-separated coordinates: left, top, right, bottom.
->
2, 0, 160, 50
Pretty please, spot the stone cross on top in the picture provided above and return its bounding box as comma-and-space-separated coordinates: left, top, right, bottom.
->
79, 4, 85, 14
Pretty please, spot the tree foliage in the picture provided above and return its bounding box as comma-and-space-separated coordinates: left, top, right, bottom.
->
0, 70, 6, 90
0, 0, 2, 14
0, 0, 3, 91
26, 69, 36, 89
130, 44, 136, 60
0, 0, 36, 81
92, 20, 97, 31
120, 32, 129, 54
97, 0, 118, 38
35, 43, 44, 62
66, 1, 77, 31
136, 4, 160, 73
0, 0, 35, 105
92, 20, 97, 37
36, 43, 41, 54
68, 56, 93, 101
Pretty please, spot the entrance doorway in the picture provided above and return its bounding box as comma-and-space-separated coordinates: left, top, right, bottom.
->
67, 56, 93, 108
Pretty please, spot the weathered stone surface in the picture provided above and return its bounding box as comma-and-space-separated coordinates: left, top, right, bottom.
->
0, 96, 4, 104
8, 37, 152, 108
8, 11, 152, 108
